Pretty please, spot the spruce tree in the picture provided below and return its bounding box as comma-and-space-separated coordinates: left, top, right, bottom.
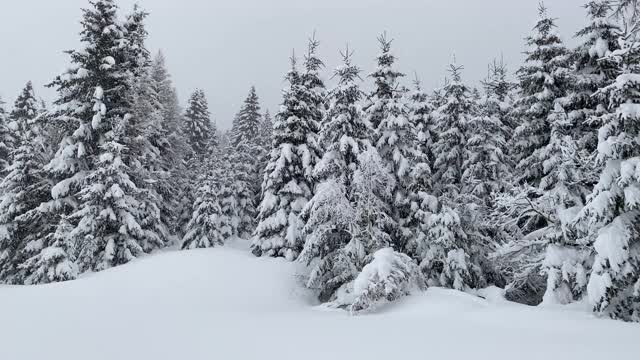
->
0, 83, 52, 283
0, 96, 16, 176
45, 0, 153, 273
149, 51, 190, 237
577, 3, 640, 321
463, 61, 512, 205
183, 89, 213, 159
511, 4, 572, 185
299, 48, 373, 302
9, 81, 38, 139
252, 56, 318, 260
181, 146, 232, 250
365, 34, 422, 249
432, 62, 473, 200
363, 33, 405, 136
227, 87, 263, 238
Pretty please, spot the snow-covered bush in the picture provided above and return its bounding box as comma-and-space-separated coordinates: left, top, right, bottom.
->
350, 248, 423, 313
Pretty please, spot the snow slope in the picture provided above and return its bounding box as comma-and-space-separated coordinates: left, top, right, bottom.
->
0, 241, 637, 360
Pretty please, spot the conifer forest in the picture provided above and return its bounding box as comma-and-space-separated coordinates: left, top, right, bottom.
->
0, 1, 638, 359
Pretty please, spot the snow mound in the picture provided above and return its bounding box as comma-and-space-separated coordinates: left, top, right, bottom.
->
0, 244, 637, 360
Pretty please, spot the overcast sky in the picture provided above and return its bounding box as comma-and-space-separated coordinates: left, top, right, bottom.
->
1, 0, 587, 129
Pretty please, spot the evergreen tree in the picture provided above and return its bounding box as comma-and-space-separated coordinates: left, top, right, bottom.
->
44, 0, 153, 273
363, 33, 405, 136
183, 89, 213, 158
181, 147, 232, 250
9, 81, 38, 139
0, 96, 16, 176
366, 34, 423, 249
511, 4, 572, 185
149, 51, 191, 237
231, 86, 261, 147
252, 56, 318, 260
463, 61, 512, 205
432, 62, 474, 200
408, 77, 435, 169
299, 48, 371, 301
577, 3, 640, 321
0, 83, 53, 283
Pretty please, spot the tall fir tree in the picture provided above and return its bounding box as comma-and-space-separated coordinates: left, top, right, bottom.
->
363, 32, 405, 137
44, 0, 157, 273
228, 87, 263, 238
0, 83, 56, 283
252, 55, 318, 260
9, 81, 38, 139
183, 89, 213, 159
511, 4, 572, 185
299, 48, 372, 302
577, 1, 640, 321
365, 34, 422, 250
432, 62, 473, 200
0, 96, 16, 176
181, 145, 232, 250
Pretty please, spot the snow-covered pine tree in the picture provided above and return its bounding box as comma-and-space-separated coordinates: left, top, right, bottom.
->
9, 81, 38, 140
44, 0, 155, 273
408, 76, 435, 169
183, 89, 213, 159
72, 95, 150, 272
432, 61, 473, 200
366, 34, 423, 250
564, 0, 620, 154
260, 110, 273, 149
181, 145, 232, 250
0, 96, 16, 176
511, 3, 572, 185
231, 86, 262, 148
149, 51, 191, 237
363, 33, 405, 137
252, 55, 318, 260
298, 48, 371, 302
228, 87, 263, 238
404, 77, 438, 262
576, 2, 640, 321
0, 83, 52, 283
463, 61, 512, 208
351, 147, 397, 255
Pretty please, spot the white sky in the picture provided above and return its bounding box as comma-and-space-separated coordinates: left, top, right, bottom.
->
0, 0, 588, 129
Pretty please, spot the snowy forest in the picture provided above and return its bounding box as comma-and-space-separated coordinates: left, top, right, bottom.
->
0, 0, 639, 326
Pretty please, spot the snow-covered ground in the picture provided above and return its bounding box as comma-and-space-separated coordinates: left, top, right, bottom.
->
0, 240, 637, 360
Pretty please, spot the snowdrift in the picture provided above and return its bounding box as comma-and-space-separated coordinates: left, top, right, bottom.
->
0, 242, 636, 360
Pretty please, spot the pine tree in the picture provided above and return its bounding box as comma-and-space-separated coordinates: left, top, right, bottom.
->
0, 96, 16, 176
366, 34, 422, 249
577, 3, 640, 321
564, 0, 620, 154
0, 83, 53, 283
231, 86, 261, 148
298, 48, 371, 302
44, 0, 153, 273
181, 147, 232, 250
463, 61, 512, 205
149, 51, 190, 237
9, 81, 38, 139
252, 56, 318, 260
540, 0, 622, 307
408, 77, 435, 169
511, 4, 572, 185
363, 33, 405, 136
432, 62, 474, 200
183, 89, 213, 159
